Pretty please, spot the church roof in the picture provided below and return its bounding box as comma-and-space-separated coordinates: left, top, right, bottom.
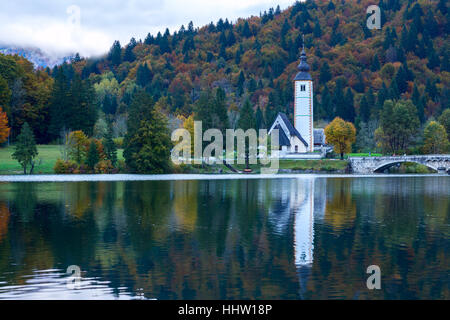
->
273, 124, 291, 146
278, 112, 309, 147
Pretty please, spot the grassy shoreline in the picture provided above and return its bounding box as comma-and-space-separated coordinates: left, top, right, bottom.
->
1, 145, 350, 175
0, 145, 124, 175
1, 145, 435, 176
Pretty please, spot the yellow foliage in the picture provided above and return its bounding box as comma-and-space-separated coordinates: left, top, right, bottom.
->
324, 117, 356, 158
0, 106, 10, 144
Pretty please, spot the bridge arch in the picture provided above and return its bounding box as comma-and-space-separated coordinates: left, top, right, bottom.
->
373, 160, 438, 173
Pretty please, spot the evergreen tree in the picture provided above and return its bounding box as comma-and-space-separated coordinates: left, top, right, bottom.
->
237, 71, 245, 96
108, 40, 122, 66
264, 92, 278, 125
242, 21, 251, 38
213, 87, 229, 132
49, 67, 71, 139
427, 46, 440, 69
136, 63, 153, 87
371, 54, 380, 71
319, 61, 332, 84
394, 65, 408, 94
344, 88, 355, 122
238, 98, 256, 169
12, 122, 38, 174
255, 106, 264, 130
123, 43, 136, 62
334, 79, 346, 119
103, 125, 117, 166
354, 72, 365, 93
87, 140, 99, 170
359, 95, 370, 123
412, 83, 425, 123
320, 85, 333, 120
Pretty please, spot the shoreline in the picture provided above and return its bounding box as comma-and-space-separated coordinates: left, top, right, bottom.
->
0, 173, 448, 182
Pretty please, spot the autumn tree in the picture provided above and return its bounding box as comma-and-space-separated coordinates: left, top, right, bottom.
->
12, 122, 38, 174
324, 117, 356, 159
67, 130, 89, 164
422, 121, 449, 154
0, 106, 10, 144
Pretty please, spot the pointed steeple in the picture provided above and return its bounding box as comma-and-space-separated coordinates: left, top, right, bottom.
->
294, 36, 312, 80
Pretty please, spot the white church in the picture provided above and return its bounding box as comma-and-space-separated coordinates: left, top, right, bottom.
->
268, 45, 325, 157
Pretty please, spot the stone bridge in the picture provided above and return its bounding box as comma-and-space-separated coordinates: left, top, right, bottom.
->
349, 155, 450, 174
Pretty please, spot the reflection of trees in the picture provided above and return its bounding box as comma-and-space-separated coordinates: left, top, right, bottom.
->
0, 202, 9, 242
324, 179, 356, 231
306, 177, 450, 299
0, 177, 448, 299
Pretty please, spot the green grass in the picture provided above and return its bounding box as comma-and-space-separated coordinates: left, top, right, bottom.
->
182, 159, 349, 174
278, 159, 348, 172
346, 153, 383, 158
0, 145, 124, 175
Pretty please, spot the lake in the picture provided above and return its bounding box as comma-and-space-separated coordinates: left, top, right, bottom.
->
0, 175, 448, 299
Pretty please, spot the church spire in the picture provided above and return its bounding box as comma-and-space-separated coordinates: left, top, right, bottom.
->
297, 35, 310, 72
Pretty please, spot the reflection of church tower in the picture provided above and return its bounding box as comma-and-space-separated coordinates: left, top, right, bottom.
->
293, 179, 314, 267
294, 40, 314, 152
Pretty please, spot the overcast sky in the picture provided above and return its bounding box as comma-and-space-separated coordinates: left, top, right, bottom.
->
0, 0, 296, 57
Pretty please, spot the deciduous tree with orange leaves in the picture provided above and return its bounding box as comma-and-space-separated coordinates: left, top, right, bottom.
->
0, 106, 10, 145
325, 117, 356, 160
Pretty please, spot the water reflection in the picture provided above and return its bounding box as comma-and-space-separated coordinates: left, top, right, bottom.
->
0, 176, 448, 299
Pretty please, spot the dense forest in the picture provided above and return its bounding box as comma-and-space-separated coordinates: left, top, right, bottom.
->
0, 0, 449, 171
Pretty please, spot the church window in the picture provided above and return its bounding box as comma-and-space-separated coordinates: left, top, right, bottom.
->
300, 85, 306, 91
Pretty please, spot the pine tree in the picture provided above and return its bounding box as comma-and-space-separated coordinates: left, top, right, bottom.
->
359, 95, 370, 122
238, 99, 256, 169
108, 40, 122, 66
12, 122, 38, 174
213, 87, 229, 132
321, 85, 333, 120
264, 92, 278, 125
371, 54, 380, 71
255, 106, 264, 130
103, 125, 117, 166
394, 65, 408, 94
334, 79, 346, 119
87, 140, 99, 170
242, 21, 251, 38
49, 67, 70, 139
319, 61, 332, 84
237, 71, 245, 96
136, 63, 153, 87
344, 88, 355, 122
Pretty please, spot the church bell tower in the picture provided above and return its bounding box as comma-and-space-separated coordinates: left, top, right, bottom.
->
294, 42, 314, 152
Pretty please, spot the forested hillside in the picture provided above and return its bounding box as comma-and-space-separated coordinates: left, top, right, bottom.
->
0, 0, 449, 156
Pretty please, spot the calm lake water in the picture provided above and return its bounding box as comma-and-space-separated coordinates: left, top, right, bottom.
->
0, 176, 448, 299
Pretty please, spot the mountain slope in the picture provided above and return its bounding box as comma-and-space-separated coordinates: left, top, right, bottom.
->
70, 0, 448, 129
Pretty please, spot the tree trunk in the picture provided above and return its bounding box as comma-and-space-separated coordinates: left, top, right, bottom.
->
340, 152, 344, 160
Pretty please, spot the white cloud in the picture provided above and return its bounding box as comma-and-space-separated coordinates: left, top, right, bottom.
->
0, 0, 295, 57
